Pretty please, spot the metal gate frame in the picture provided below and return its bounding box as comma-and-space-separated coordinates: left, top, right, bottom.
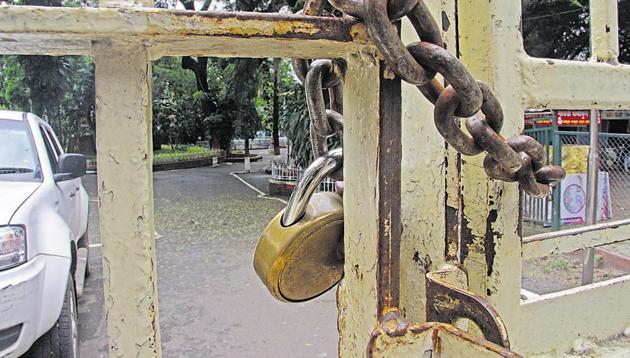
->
1, 0, 629, 356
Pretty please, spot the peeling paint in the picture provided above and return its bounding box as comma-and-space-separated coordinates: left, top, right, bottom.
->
338, 51, 381, 358
0, 5, 372, 60
484, 209, 499, 276
95, 41, 162, 357
459, 211, 474, 263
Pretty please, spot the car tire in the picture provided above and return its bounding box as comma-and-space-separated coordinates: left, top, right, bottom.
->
23, 274, 79, 358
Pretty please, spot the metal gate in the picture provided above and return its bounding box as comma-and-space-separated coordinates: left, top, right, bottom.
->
523, 126, 630, 228
2, 0, 630, 356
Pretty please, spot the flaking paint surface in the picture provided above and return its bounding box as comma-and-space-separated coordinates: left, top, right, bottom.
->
0, 5, 372, 59
523, 219, 630, 260
457, 0, 523, 349
338, 51, 381, 358
399, 0, 450, 324
95, 41, 162, 358
520, 274, 630, 355
590, 0, 619, 64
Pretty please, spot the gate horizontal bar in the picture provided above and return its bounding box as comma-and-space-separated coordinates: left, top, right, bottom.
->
521, 56, 630, 109
519, 274, 630, 355
0, 5, 370, 58
522, 218, 630, 260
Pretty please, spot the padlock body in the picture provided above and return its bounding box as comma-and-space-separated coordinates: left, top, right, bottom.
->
254, 192, 344, 302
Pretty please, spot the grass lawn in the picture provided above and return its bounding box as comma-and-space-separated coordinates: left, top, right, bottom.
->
153, 145, 219, 164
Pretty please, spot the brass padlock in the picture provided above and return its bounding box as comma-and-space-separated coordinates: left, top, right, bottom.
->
254, 149, 344, 302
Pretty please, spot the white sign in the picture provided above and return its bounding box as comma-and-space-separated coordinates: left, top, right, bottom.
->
561, 172, 612, 225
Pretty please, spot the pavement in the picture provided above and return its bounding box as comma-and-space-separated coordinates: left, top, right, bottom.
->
77, 149, 339, 358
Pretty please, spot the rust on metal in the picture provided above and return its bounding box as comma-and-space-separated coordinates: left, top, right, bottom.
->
357, 0, 566, 196
303, 0, 327, 16
407, 42, 481, 117
376, 59, 403, 316
367, 317, 522, 358
459, 202, 474, 264
364, 0, 432, 85
305, 59, 344, 174
0, 5, 363, 44
445, 204, 459, 261
381, 308, 410, 337
426, 269, 511, 348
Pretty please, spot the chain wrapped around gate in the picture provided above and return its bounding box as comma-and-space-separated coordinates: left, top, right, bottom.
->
335, 0, 565, 197
291, 2, 346, 182
255, 0, 568, 304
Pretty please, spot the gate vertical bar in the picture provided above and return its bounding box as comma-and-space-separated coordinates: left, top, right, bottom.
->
457, 0, 523, 347
582, 109, 600, 285
552, 121, 562, 231
95, 41, 162, 357
399, 0, 455, 322
338, 46, 405, 356
582, 0, 619, 284
338, 50, 381, 357
590, 0, 620, 64
376, 57, 403, 316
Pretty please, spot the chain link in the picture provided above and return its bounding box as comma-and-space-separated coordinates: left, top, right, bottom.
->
292, 0, 565, 197
292, 0, 346, 181
325, 0, 566, 197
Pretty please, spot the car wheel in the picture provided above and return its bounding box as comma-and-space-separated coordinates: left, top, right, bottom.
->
23, 273, 79, 358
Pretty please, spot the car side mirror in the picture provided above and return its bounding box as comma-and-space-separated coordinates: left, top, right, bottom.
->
54, 154, 87, 182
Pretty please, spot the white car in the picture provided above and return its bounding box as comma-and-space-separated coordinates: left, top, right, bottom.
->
0, 111, 89, 358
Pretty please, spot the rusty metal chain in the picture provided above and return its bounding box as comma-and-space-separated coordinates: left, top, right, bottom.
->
292, 0, 346, 181
322, 0, 566, 197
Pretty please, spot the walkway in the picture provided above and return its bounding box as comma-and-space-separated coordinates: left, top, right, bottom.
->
78, 149, 338, 357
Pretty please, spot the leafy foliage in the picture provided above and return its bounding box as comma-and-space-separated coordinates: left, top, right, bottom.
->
0, 0, 96, 152
152, 57, 210, 146
0, 55, 95, 152
522, 0, 630, 63
282, 83, 312, 167
256, 60, 298, 132
7, 0, 628, 164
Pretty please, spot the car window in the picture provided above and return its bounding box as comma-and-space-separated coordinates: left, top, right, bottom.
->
45, 126, 64, 156
0, 119, 43, 182
39, 125, 59, 174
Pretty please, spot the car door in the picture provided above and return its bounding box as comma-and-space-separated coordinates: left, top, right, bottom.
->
44, 125, 82, 237
38, 125, 77, 237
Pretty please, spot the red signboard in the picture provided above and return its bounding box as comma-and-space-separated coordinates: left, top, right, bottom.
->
556, 110, 593, 126
525, 110, 602, 127
524, 111, 554, 127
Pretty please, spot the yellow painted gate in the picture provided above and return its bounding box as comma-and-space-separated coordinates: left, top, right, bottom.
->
1, 0, 629, 356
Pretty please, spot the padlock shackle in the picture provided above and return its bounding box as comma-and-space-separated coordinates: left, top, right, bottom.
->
282, 148, 343, 227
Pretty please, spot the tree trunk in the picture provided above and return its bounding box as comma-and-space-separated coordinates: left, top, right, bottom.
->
245, 138, 250, 157
272, 58, 281, 156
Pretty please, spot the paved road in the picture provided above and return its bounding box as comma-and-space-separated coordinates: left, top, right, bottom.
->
78, 153, 338, 357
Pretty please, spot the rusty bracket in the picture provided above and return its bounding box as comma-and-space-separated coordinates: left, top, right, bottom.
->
367, 308, 521, 357
426, 268, 511, 349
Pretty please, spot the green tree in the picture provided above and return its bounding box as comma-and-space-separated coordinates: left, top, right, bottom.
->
153, 57, 207, 147
522, 0, 629, 63
225, 58, 263, 156
282, 82, 311, 167
0, 0, 96, 152
176, 0, 306, 154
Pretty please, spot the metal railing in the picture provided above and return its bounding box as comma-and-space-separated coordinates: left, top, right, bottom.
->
522, 125, 559, 227
271, 161, 336, 193
522, 128, 630, 227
